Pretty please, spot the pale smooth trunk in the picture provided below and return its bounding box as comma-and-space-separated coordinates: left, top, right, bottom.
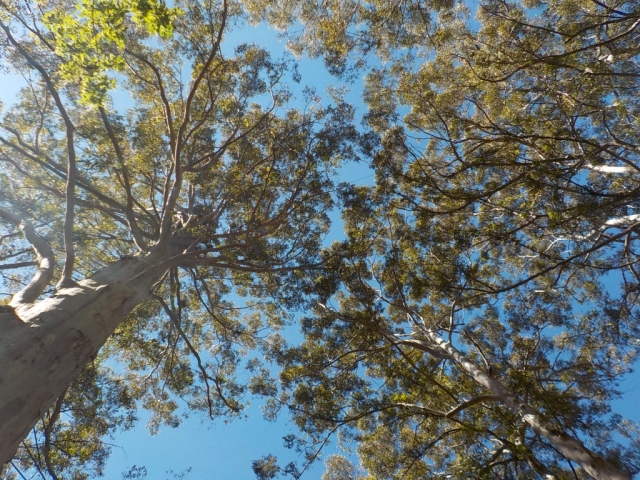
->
0, 257, 162, 464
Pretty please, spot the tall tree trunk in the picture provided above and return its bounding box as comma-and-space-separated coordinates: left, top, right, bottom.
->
425, 331, 630, 480
0, 257, 164, 464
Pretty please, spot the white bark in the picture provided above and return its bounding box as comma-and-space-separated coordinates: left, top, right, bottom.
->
567, 213, 640, 241
602, 213, 640, 227
422, 330, 630, 480
9, 221, 55, 306
585, 164, 633, 174
0, 256, 164, 464
0, 208, 55, 306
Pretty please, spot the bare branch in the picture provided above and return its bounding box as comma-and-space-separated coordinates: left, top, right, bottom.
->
0, 22, 77, 288
484, 221, 640, 296
42, 388, 67, 480
154, 294, 240, 416
445, 394, 502, 418
387, 402, 447, 417
0, 133, 130, 216
0, 261, 38, 270
0, 208, 54, 306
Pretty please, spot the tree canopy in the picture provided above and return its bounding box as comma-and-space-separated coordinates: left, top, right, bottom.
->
251, 0, 640, 478
0, 0, 355, 475
0, 0, 639, 478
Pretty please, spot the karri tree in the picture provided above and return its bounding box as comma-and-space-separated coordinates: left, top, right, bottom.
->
249, 0, 640, 479
0, 0, 357, 476
2, 0, 640, 478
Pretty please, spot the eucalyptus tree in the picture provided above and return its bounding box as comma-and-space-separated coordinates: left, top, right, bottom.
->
0, 0, 357, 475
250, 0, 640, 478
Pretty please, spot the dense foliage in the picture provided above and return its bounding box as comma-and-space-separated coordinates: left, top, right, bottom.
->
251, 0, 640, 478
0, 0, 355, 476
1, 0, 639, 478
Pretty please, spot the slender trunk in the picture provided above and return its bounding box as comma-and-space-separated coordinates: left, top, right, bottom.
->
0, 256, 164, 464
425, 331, 630, 480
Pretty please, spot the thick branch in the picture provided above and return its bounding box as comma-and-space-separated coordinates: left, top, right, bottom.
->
388, 336, 451, 361
585, 164, 634, 174
0, 208, 54, 306
58, 128, 77, 288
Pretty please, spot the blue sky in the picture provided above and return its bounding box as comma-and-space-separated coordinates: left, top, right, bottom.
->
102, 402, 323, 479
